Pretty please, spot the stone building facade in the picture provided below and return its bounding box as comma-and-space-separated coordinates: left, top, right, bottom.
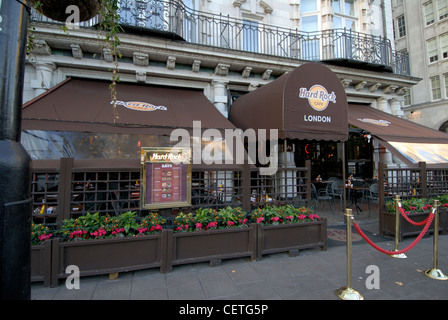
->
393, 0, 448, 133
23, 0, 420, 170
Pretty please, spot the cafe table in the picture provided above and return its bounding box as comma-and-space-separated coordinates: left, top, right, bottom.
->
339, 185, 369, 215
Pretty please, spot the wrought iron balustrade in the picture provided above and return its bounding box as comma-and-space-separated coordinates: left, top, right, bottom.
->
30, 0, 410, 76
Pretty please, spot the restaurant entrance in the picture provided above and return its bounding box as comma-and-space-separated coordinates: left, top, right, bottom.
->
290, 129, 374, 181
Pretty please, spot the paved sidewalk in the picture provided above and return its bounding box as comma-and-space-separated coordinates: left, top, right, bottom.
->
31, 220, 448, 301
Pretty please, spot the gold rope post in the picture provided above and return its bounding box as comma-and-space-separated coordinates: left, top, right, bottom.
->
391, 194, 407, 259
424, 200, 448, 280
335, 209, 364, 300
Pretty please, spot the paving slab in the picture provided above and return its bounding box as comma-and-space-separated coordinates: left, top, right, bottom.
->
30, 219, 448, 302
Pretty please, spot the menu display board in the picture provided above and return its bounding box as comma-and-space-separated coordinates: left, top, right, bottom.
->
140, 147, 191, 209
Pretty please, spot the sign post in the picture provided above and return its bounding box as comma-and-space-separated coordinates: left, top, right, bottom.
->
0, 0, 32, 300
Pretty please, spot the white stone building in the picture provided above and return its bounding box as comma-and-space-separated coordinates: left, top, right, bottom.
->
392, 0, 448, 132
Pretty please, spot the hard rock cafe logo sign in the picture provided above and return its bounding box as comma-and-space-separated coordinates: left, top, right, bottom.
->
113, 100, 167, 112
299, 85, 337, 112
357, 118, 391, 127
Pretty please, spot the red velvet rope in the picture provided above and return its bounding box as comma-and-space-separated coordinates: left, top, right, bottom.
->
352, 212, 434, 255
398, 205, 431, 226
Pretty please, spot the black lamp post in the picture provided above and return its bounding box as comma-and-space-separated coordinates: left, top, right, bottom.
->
0, 0, 32, 299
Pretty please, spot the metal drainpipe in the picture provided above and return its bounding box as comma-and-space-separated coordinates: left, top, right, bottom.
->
381, 0, 388, 39
0, 0, 32, 300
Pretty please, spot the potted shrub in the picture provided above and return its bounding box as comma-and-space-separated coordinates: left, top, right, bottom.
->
173, 207, 248, 232
381, 197, 447, 240
31, 211, 167, 286
249, 205, 327, 260
168, 207, 255, 270
31, 222, 53, 284
31, 205, 328, 285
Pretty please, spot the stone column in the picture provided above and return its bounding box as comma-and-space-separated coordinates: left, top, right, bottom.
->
390, 98, 404, 118
31, 62, 56, 96
211, 80, 229, 118
376, 97, 391, 113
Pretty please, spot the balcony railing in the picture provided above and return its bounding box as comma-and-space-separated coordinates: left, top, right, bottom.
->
31, 0, 410, 76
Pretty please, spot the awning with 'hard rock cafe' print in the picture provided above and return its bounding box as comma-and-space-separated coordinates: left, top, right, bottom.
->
229, 62, 349, 142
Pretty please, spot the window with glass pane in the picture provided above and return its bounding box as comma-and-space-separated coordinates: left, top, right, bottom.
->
427, 38, 438, 62
182, 0, 195, 42
243, 20, 259, 53
445, 73, 448, 97
441, 34, 448, 58
438, 0, 448, 20
333, 0, 355, 15
431, 75, 441, 100
302, 0, 317, 12
334, 16, 342, 28
183, 0, 193, 8
301, 15, 319, 60
333, 0, 341, 13
440, 120, 448, 133
397, 15, 406, 37
345, 19, 355, 30
146, 0, 166, 29
404, 90, 411, 106
344, 0, 355, 16
333, 0, 357, 31
425, 1, 435, 25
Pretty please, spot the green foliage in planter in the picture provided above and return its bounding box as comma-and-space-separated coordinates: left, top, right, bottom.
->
249, 205, 319, 225
138, 212, 166, 235
173, 207, 248, 232
31, 211, 165, 243
385, 196, 448, 214
31, 222, 52, 245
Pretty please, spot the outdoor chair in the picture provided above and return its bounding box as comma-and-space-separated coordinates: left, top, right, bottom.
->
311, 183, 333, 213
329, 180, 344, 210
365, 183, 379, 216
352, 180, 369, 207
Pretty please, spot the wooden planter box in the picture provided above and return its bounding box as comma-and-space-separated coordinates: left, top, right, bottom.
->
166, 224, 256, 271
31, 241, 52, 287
55, 233, 166, 280
380, 209, 448, 241
255, 218, 327, 260
31, 232, 166, 287
31, 220, 327, 286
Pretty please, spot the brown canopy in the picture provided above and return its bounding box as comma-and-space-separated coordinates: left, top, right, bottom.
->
229, 63, 348, 141
348, 104, 448, 144
349, 104, 448, 165
22, 77, 236, 135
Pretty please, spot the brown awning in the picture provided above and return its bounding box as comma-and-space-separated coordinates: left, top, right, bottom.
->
229, 63, 348, 141
348, 104, 448, 166
348, 104, 448, 144
22, 77, 237, 135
